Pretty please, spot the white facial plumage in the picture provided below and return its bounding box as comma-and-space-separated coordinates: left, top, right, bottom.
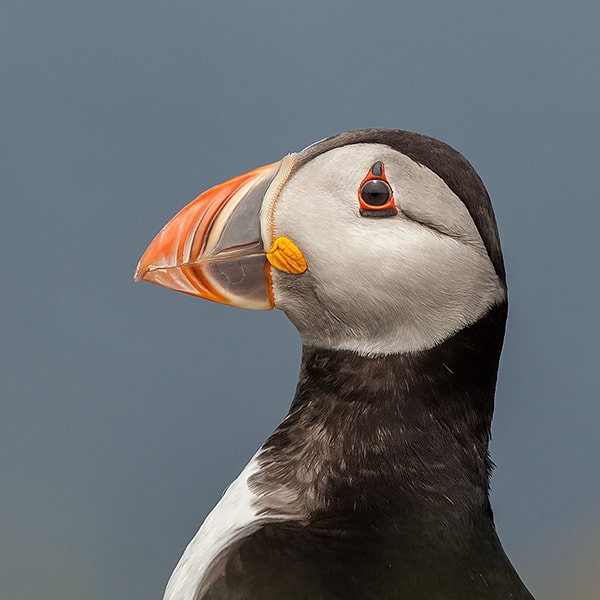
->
264, 143, 505, 356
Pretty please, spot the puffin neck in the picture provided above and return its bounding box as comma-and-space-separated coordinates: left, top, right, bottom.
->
255, 302, 507, 531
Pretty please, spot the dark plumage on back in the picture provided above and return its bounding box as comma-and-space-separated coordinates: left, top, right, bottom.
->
201, 304, 533, 599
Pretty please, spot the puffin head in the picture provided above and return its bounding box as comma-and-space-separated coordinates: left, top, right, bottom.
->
135, 129, 507, 356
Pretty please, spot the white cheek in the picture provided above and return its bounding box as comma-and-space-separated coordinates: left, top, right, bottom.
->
311, 223, 502, 350
269, 144, 505, 355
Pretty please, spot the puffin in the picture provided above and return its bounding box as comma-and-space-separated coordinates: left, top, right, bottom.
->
135, 129, 535, 600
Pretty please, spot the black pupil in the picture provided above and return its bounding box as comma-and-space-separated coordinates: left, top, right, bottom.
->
360, 179, 390, 206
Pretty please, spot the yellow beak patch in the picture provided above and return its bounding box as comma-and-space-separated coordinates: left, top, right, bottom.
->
266, 236, 307, 274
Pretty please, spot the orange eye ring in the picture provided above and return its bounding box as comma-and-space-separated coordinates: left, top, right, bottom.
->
358, 161, 398, 217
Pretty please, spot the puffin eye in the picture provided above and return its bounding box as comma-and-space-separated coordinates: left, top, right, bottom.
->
358, 161, 398, 218
360, 179, 391, 207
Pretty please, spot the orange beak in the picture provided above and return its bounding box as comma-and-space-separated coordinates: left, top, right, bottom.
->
135, 161, 284, 310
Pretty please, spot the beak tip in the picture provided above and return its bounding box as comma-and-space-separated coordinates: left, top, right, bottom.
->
133, 261, 148, 283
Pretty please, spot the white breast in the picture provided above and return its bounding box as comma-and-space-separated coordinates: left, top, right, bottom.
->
163, 454, 273, 600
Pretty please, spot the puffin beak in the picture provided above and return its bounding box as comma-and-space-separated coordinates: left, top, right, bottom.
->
135, 160, 286, 310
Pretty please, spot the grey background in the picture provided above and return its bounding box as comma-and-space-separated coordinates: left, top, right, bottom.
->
2, 2, 599, 599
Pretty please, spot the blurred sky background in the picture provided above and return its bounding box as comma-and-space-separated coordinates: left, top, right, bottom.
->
2, 2, 599, 599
